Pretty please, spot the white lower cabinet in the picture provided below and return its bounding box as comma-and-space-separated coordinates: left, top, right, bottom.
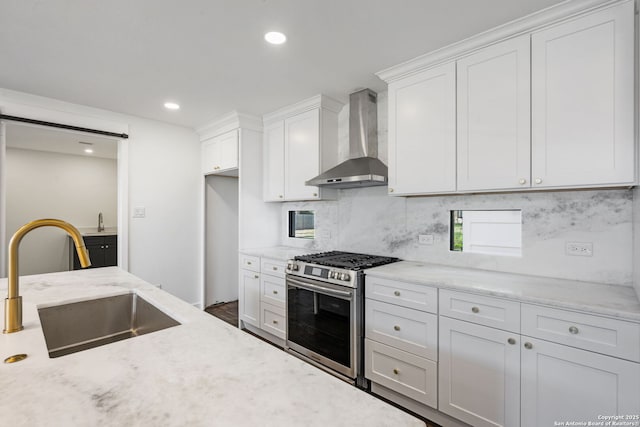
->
521, 337, 640, 427
365, 339, 438, 407
239, 269, 260, 328
439, 316, 520, 427
239, 254, 286, 345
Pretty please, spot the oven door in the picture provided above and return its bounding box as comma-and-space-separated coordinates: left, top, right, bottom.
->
286, 274, 356, 380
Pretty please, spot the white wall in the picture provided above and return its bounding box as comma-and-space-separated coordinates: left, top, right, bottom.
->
634, 187, 640, 297
0, 88, 202, 305
5, 147, 117, 275
205, 175, 238, 305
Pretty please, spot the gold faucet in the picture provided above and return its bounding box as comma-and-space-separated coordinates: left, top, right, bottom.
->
4, 219, 92, 334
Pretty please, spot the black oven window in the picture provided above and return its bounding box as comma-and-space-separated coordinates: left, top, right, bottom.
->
288, 210, 315, 239
287, 286, 351, 367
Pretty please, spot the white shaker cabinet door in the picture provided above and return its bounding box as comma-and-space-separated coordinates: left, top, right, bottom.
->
439, 316, 521, 427
202, 129, 238, 175
457, 34, 531, 191
531, 1, 635, 188
263, 121, 285, 201
521, 337, 640, 427
388, 62, 456, 195
239, 269, 260, 328
284, 109, 321, 201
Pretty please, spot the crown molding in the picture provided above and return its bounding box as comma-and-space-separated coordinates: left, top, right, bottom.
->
376, 0, 628, 83
196, 111, 262, 140
263, 94, 344, 125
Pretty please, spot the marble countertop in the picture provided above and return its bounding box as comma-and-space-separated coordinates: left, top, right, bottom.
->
366, 261, 640, 322
77, 227, 118, 237
0, 268, 424, 427
240, 246, 320, 262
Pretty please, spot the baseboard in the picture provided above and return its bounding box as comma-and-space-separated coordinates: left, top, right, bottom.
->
370, 383, 470, 427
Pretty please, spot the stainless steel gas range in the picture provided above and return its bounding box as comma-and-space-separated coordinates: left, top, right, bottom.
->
285, 251, 398, 387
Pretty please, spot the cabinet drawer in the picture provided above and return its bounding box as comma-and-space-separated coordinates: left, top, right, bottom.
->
366, 299, 437, 360
261, 302, 285, 340
239, 254, 260, 272
261, 258, 287, 279
365, 339, 437, 408
522, 304, 640, 362
439, 289, 520, 333
260, 274, 285, 308
365, 276, 437, 313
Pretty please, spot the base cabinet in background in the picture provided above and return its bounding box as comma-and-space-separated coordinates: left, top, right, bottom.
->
71, 235, 117, 270
238, 252, 286, 346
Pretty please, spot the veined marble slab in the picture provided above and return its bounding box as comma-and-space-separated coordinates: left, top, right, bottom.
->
240, 246, 320, 262
0, 268, 424, 427
366, 261, 640, 322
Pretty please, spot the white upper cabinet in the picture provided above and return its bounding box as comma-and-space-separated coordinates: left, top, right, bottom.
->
202, 129, 239, 175
388, 62, 456, 195
263, 121, 285, 201
284, 109, 321, 201
379, 0, 636, 195
457, 35, 531, 191
262, 95, 341, 202
531, 1, 635, 188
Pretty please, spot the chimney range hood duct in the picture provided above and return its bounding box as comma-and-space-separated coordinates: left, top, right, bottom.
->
305, 89, 387, 189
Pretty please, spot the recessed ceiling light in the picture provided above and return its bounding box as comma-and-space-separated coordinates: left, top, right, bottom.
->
164, 102, 180, 110
264, 31, 287, 45
84, 148, 94, 154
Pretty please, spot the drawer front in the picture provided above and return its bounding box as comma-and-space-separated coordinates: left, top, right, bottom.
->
365, 339, 437, 408
366, 299, 438, 360
439, 289, 520, 333
239, 254, 260, 272
261, 302, 286, 340
366, 276, 438, 313
260, 274, 285, 308
261, 258, 287, 279
522, 304, 640, 362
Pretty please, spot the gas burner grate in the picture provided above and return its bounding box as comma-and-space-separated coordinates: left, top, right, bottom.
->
294, 251, 398, 270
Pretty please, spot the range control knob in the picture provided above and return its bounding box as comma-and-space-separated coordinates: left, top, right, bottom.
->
329, 271, 336, 279
342, 273, 351, 281
293, 264, 299, 271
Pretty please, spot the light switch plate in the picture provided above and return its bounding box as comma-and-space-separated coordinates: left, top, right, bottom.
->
133, 207, 146, 218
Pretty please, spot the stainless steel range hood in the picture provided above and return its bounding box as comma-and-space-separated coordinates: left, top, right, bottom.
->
305, 89, 387, 189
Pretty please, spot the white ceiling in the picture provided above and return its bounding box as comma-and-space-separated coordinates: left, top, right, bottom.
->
0, 0, 566, 128
6, 123, 118, 159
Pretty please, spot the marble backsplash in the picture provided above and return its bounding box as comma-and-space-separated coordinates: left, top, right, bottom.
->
282, 188, 634, 286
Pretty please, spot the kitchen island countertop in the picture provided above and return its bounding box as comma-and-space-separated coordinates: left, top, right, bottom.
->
0, 267, 424, 427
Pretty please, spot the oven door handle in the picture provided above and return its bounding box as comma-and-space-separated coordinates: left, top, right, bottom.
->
286, 277, 353, 299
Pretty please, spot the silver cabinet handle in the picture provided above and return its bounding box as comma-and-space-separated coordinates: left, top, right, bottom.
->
393, 368, 400, 375
272, 266, 278, 271
508, 338, 516, 345
101, 245, 105, 249
519, 178, 527, 185
254, 275, 259, 279
273, 290, 278, 295
569, 326, 579, 334
313, 193, 318, 197
393, 325, 400, 331
524, 342, 533, 350
279, 195, 283, 199
534, 178, 542, 184
247, 261, 252, 265
272, 320, 278, 324
389, 188, 394, 193
394, 290, 401, 297
471, 306, 480, 313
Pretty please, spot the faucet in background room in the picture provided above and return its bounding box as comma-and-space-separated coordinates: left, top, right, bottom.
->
98, 212, 104, 232
4, 219, 92, 333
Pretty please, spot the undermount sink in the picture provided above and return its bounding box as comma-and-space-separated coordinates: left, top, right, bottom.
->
38, 292, 180, 358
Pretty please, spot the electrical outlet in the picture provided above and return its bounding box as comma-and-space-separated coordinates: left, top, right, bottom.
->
419, 234, 434, 245
565, 242, 593, 257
